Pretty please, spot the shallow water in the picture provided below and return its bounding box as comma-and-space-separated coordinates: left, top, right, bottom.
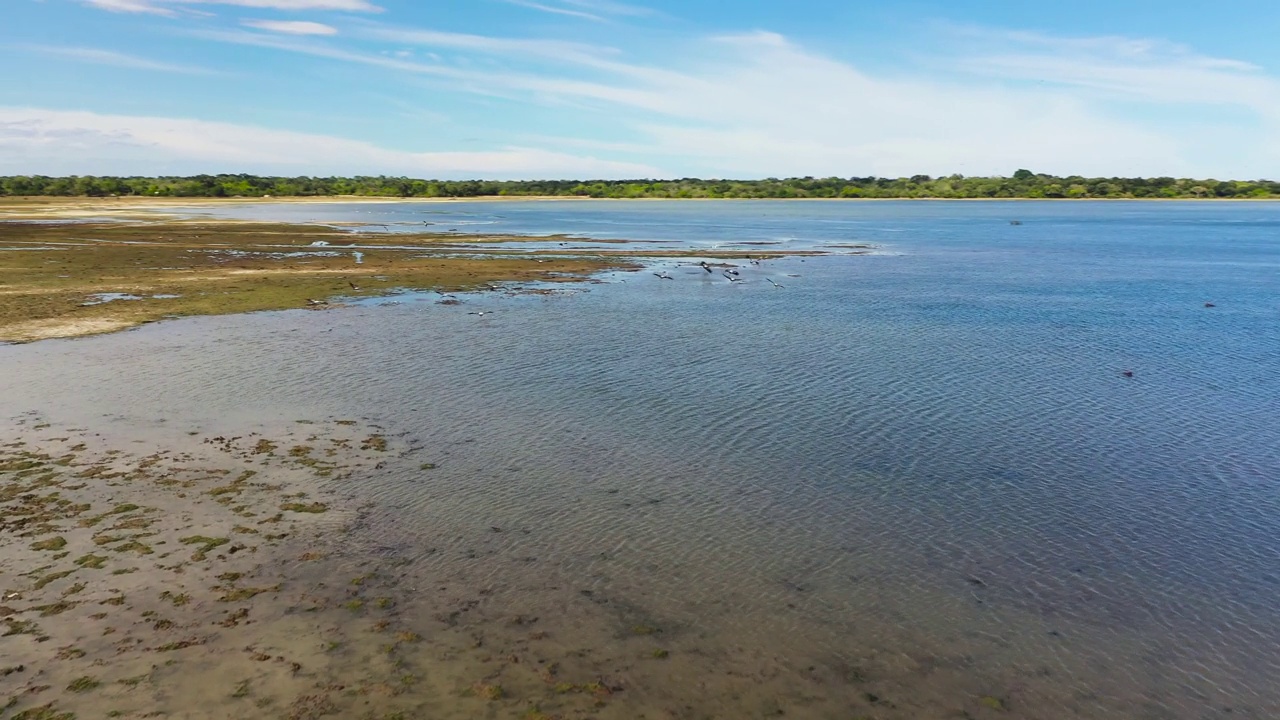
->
4, 200, 1280, 718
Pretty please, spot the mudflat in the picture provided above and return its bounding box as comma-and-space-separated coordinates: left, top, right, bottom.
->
0, 216, 631, 343
0, 197, 818, 343
0, 415, 450, 719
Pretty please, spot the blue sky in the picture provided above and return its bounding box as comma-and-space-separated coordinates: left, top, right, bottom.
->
2, 0, 1279, 179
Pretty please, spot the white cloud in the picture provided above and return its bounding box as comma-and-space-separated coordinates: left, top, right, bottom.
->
560, 0, 652, 17
83, 0, 382, 14
497, 0, 652, 21
0, 107, 660, 178
173, 0, 381, 9
25, 17, 1280, 178
190, 25, 1280, 177
242, 19, 338, 36
356, 25, 620, 66
19, 45, 215, 74
499, 0, 603, 22
947, 28, 1280, 120
82, 0, 176, 16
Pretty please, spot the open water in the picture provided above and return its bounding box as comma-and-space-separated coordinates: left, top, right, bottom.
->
4, 200, 1279, 718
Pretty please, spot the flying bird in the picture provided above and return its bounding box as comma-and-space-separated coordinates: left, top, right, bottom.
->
766, 278, 784, 288
654, 272, 673, 280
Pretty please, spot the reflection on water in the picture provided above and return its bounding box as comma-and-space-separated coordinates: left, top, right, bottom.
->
3, 201, 1280, 718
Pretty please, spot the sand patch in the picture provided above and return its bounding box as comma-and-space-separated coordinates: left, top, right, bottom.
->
1, 317, 137, 342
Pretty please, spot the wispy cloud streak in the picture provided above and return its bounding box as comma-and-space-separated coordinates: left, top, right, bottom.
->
18, 44, 216, 74
242, 20, 339, 36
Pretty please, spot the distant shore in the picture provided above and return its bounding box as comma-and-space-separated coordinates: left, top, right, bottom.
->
3, 195, 1278, 222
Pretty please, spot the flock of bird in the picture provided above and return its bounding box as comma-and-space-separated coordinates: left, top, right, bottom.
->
652, 258, 785, 287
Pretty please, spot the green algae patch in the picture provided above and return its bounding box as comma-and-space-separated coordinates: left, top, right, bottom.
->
218, 586, 277, 603
34, 570, 76, 589
34, 601, 78, 617
2, 618, 40, 636
280, 502, 328, 514
180, 535, 229, 561
66, 676, 100, 693
980, 696, 1008, 711
74, 553, 108, 569
30, 536, 67, 552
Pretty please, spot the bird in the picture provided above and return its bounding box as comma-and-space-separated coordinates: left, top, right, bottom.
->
305, 299, 327, 306
766, 278, 784, 288
654, 272, 673, 280
726, 269, 740, 276
468, 311, 493, 316
1204, 302, 1216, 308
1122, 370, 1134, 378
1009, 220, 1023, 226
722, 272, 743, 283
699, 261, 713, 273
348, 281, 361, 291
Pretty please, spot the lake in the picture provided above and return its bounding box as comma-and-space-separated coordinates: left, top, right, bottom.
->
4, 200, 1278, 718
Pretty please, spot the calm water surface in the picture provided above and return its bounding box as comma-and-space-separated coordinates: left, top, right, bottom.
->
5, 200, 1280, 718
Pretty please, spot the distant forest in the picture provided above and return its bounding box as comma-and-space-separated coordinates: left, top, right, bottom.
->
3, 171, 1279, 199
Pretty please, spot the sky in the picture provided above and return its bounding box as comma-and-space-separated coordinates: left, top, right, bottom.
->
2, 0, 1279, 179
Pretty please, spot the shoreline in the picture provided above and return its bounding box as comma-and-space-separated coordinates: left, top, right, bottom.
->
0, 198, 838, 344
3, 194, 1278, 221
2, 412, 613, 720
0, 219, 642, 344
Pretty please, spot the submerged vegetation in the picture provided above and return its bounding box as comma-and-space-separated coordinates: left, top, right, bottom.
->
2, 171, 1278, 199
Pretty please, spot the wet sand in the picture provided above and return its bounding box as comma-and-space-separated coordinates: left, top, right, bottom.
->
0, 411, 1038, 720
1, 415, 442, 719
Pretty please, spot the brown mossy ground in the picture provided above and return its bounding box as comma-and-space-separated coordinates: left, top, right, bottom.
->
1, 197, 834, 343
0, 219, 634, 342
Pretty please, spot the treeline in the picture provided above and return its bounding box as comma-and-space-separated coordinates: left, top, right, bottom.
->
3, 171, 1278, 199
